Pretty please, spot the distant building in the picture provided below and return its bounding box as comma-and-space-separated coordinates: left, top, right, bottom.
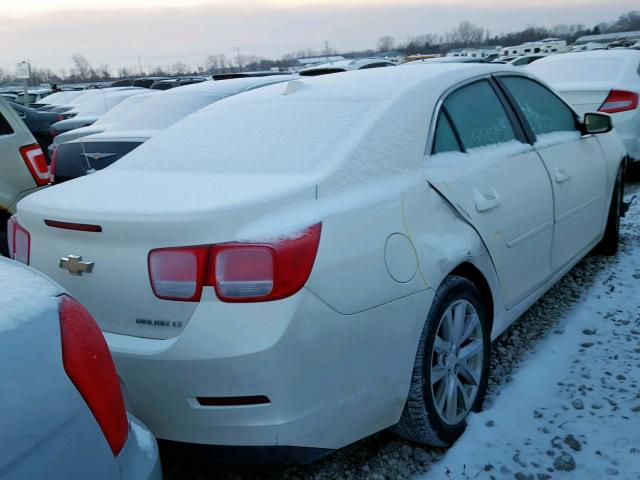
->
446, 46, 501, 59
501, 38, 569, 57
575, 30, 640, 45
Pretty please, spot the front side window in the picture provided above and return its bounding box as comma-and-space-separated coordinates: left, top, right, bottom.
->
444, 80, 517, 150
500, 76, 577, 136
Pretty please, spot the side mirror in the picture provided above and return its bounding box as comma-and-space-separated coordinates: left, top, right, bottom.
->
582, 112, 613, 135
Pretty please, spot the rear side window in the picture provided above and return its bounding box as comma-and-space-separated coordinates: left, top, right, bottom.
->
0, 111, 14, 136
432, 112, 462, 154
500, 76, 577, 136
444, 80, 517, 149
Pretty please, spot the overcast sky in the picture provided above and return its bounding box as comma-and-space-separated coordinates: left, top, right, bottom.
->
1, 0, 637, 74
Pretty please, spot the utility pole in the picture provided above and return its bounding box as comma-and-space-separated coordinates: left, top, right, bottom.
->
324, 41, 330, 61
137, 56, 144, 76
17, 60, 31, 106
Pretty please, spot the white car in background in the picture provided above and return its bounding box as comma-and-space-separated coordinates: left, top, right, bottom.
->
299, 58, 395, 76
48, 91, 159, 157
0, 258, 160, 479
48, 88, 148, 137
12, 64, 625, 460
528, 50, 640, 163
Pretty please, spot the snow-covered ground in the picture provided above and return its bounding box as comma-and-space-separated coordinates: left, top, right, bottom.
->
164, 180, 640, 480
425, 183, 640, 479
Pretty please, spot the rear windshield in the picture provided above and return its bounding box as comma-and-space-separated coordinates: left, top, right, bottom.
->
105, 92, 224, 132
118, 97, 375, 175
530, 57, 626, 83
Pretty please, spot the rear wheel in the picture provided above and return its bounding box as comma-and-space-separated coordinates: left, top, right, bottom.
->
393, 275, 491, 446
595, 166, 623, 256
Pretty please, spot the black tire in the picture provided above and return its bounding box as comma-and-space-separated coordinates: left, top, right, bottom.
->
595, 167, 623, 256
393, 275, 491, 447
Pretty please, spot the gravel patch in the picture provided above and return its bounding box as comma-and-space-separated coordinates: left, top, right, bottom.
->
163, 180, 640, 480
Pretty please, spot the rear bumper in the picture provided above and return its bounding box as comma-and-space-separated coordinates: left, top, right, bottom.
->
107, 288, 432, 451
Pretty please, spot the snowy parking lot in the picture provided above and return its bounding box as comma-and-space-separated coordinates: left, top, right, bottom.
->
163, 178, 640, 479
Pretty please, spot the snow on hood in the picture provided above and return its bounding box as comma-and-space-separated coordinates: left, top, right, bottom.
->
0, 258, 60, 336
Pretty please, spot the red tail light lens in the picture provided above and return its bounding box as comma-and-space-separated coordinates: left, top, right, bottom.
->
148, 224, 322, 303
7, 215, 30, 265
57, 114, 65, 121
49, 127, 58, 138
598, 90, 639, 114
148, 246, 209, 301
59, 294, 128, 456
19, 144, 50, 186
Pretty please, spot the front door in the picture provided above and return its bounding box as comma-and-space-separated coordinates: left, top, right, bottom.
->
426, 78, 554, 309
497, 76, 608, 270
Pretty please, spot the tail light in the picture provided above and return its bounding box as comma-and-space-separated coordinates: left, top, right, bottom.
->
19, 144, 50, 186
57, 113, 65, 121
148, 223, 322, 302
598, 90, 638, 114
49, 127, 58, 138
59, 294, 129, 456
49, 145, 59, 183
7, 215, 30, 265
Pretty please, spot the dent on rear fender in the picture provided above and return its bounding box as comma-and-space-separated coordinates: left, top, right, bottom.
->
400, 184, 492, 290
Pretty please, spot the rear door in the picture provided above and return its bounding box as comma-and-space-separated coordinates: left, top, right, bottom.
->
497, 75, 608, 270
426, 78, 554, 309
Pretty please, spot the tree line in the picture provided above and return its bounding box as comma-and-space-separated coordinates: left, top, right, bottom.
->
1, 10, 638, 85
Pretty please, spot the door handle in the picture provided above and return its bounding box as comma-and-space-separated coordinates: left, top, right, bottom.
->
554, 168, 571, 183
474, 188, 500, 212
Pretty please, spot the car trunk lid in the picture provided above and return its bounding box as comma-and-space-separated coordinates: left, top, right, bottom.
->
18, 170, 317, 339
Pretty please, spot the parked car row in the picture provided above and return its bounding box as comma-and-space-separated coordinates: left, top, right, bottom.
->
0, 48, 637, 470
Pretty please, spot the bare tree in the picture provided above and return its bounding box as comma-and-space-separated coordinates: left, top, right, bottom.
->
377, 35, 395, 52
71, 53, 93, 80
171, 62, 189, 75
446, 21, 484, 46
204, 55, 219, 73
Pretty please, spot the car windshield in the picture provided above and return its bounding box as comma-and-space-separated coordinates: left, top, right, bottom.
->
530, 57, 627, 83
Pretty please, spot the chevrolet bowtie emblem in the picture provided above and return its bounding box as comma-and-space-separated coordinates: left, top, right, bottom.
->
59, 255, 94, 276
81, 152, 117, 161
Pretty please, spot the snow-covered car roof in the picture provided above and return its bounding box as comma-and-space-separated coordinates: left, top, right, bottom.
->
77, 75, 299, 141
38, 90, 85, 105
66, 88, 147, 116
527, 49, 640, 88
19, 64, 525, 217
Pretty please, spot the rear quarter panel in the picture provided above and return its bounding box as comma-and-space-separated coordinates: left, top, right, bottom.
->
0, 301, 117, 479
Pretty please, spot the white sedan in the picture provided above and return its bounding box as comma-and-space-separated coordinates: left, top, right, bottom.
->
11, 64, 625, 459
528, 49, 640, 163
